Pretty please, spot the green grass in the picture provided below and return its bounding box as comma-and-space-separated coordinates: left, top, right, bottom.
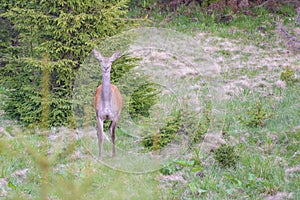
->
0, 131, 161, 199
129, 3, 297, 46
158, 83, 299, 199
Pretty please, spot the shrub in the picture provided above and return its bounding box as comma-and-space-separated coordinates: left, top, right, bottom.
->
213, 144, 239, 168
129, 82, 160, 119
245, 101, 268, 128
141, 111, 182, 151
280, 66, 298, 86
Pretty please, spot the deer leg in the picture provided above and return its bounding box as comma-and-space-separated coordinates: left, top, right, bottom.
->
96, 117, 104, 160
109, 121, 117, 157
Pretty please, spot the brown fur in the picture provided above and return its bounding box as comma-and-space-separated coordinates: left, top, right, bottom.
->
94, 84, 123, 116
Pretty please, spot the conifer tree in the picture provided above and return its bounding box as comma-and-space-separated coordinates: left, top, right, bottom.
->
0, 0, 129, 127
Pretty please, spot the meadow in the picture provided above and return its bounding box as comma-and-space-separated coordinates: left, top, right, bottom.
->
1, 2, 300, 200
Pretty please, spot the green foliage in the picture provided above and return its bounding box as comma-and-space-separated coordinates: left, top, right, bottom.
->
111, 55, 140, 84
274, 3, 296, 17
159, 162, 181, 176
141, 111, 182, 151
213, 144, 239, 168
237, 98, 269, 128
160, 158, 202, 175
201, 0, 220, 7
190, 100, 212, 143
280, 66, 298, 86
0, 0, 129, 127
129, 0, 154, 9
244, 101, 268, 128
1, 58, 42, 126
129, 82, 160, 119
0, 18, 14, 68
113, 54, 161, 121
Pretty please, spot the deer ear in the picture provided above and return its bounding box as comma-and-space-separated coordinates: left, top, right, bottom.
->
93, 49, 102, 61
110, 50, 121, 62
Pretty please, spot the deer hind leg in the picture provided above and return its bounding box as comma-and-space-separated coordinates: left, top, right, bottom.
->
109, 121, 117, 157
96, 117, 104, 160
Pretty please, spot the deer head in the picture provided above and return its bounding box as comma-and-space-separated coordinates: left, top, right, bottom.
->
93, 49, 121, 73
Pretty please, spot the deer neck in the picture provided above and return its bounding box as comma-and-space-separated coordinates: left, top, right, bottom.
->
101, 72, 112, 103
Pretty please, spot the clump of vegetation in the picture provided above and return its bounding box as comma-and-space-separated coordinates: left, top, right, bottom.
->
111, 55, 140, 84
190, 100, 212, 143
239, 101, 268, 128
141, 111, 182, 151
159, 161, 182, 176
246, 101, 268, 128
280, 66, 298, 86
213, 144, 239, 168
160, 158, 201, 175
129, 82, 161, 119
112, 54, 161, 122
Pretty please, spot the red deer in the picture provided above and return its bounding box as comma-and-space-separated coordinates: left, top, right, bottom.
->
93, 49, 123, 160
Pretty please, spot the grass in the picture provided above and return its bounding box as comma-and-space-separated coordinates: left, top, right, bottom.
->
131, 2, 297, 47
1, 3, 300, 200
0, 131, 161, 199
160, 83, 299, 199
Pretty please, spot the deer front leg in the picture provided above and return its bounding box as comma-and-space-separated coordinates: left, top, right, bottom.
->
109, 121, 117, 157
96, 118, 104, 160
